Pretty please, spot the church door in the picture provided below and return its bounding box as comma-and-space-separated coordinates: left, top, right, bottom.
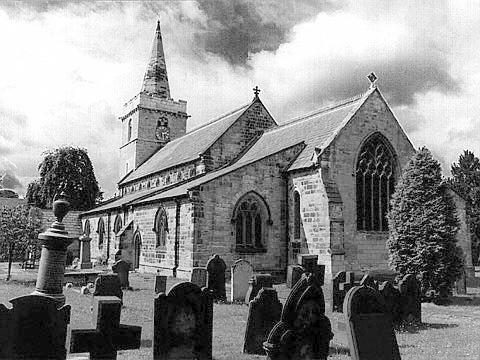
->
133, 233, 141, 270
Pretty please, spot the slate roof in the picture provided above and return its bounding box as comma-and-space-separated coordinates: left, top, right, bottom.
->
119, 101, 253, 185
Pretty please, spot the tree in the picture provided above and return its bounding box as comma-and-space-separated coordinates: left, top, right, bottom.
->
0, 189, 19, 198
448, 150, 480, 265
387, 147, 463, 302
0, 205, 42, 280
26, 146, 102, 210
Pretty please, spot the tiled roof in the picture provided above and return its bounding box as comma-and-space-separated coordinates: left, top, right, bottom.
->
119, 101, 252, 185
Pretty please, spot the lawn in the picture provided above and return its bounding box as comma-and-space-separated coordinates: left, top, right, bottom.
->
1, 271, 480, 359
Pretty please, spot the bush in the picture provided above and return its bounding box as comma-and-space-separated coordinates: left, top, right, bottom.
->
387, 147, 464, 302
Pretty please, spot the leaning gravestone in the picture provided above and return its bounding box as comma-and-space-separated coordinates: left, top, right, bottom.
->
155, 275, 167, 294
263, 266, 333, 360
206, 254, 227, 301
230, 259, 254, 302
190, 267, 207, 288
245, 274, 274, 303
112, 259, 131, 289
0, 295, 71, 359
398, 274, 421, 323
243, 287, 282, 355
70, 296, 141, 360
344, 285, 401, 360
154, 282, 213, 360
93, 274, 123, 303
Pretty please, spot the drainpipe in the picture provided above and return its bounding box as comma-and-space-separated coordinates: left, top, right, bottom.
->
173, 199, 181, 277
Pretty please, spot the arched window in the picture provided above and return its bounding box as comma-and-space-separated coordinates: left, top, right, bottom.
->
113, 215, 123, 234
97, 218, 105, 250
127, 119, 132, 141
356, 133, 396, 231
293, 191, 301, 239
154, 208, 168, 248
84, 219, 91, 236
233, 192, 270, 251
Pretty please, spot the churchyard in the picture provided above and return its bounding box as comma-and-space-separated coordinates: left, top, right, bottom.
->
1, 264, 480, 359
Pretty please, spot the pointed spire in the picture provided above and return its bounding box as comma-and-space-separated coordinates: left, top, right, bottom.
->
141, 20, 171, 98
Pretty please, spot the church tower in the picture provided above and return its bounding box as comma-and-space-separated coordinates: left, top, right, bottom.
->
119, 21, 188, 179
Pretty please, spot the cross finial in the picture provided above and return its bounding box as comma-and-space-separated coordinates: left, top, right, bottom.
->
367, 72, 378, 88
253, 85, 261, 98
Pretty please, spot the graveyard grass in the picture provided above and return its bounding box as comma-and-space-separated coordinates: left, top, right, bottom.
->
1, 272, 480, 359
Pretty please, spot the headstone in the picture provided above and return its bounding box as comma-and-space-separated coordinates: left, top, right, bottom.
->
0, 295, 70, 359
155, 275, 167, 294
263, 267, 333, 360
70, 296, 142, 360
112, 259, 131, 289
245, 274, 274, 303
93, 274, 123, 302
79, 235, 93, 269
344, 285, 401, 360
332, 271, 356, 312
398, 274, 421, 323
154, 282, 213, 360
359, 274, 378, 290
190, 267, 207, 288
206, 254, 226, 301
378, 281, 402, 323
230, 259, 254, 302
297, 254, 319, 275
286, 265, 304, 289
243, 287, 282, 355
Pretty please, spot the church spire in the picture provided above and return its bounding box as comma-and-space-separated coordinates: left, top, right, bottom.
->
141, 20, 171, 98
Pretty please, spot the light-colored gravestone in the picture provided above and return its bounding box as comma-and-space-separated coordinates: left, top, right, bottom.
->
230, 259, 254, 302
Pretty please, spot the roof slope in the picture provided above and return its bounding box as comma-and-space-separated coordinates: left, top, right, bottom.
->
119, 101, 252, 185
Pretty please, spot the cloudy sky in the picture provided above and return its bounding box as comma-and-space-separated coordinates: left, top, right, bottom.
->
0, 0, 478, 198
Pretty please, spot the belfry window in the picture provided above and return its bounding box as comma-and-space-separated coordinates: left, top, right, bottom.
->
154, 208, 168, 248
233, 192, 270, 252
97, 218, 105, 250
127, 119, 132, 142
356, 133, 396, 231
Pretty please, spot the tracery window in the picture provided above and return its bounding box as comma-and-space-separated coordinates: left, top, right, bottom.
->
293, 191, 302, 239
356, 133, 396, 231
113, 215, 123, 234
154, 208, 168, 248
97, 218, 105, 249
233, 192, 270, 251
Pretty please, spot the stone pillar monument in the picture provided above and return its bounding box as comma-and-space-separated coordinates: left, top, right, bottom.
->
79, 235, 93, 269
32, 193, 73, 305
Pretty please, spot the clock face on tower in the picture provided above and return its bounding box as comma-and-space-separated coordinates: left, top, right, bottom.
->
155, 117, 170, 142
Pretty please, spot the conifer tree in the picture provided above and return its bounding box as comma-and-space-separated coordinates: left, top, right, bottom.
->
387, 147, 463, 302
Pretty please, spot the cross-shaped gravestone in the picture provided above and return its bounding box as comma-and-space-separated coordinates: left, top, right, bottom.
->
69, 296, 141, 360
93, 274, 123, 302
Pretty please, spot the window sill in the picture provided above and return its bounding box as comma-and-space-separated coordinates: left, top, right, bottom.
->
235, 246, 267, 254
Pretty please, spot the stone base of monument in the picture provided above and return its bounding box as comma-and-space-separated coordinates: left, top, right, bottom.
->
64, 270, 103, 286
327, 311, 350, 348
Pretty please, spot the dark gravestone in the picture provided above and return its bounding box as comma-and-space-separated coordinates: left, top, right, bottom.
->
155, 275, 167, 294
70, 296, 141, 360
93, 274, 123, 302
112, 259, 131, 289
154, 282, 213, 360
245, 274, 274, 303
297, 254, 319, 275
367, 269, 398, 283
243, 288, 282, 355
398, 274, 421, 323
359, 274, 378, 290
190, 267, 207, 288
378, 281, 402, 323
344, 285, 401, 360
206, 254, 226, 301
332, 271, 356, 312
263, 267, 333, 360
286, 265, 304, 289
0, 295, 70, 360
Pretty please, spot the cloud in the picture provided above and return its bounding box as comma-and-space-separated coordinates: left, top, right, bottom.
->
1, 170, 22, 190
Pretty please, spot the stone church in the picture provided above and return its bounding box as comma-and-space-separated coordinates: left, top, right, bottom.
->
81, 22, 472, 282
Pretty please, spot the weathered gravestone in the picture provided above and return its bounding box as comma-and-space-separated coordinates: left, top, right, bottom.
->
378, 281, 402, 323
154, 282, 213, 360
231, 259, 254, 302
245, 274, 274, 303
344, 285, 401, 360
332, 271, 356, 312
155, 275, 167, 294
93, 274, 123, 302
190, 267, 207, 288
398, 274, 421, 323
359, 274, 378, 290
263, 266, 333, 360
243, 287, 282, 355
78, 235, 93, 269
112, 259, 131, 289
206, 254, 226, 301
0, 295, 70, 360
297, 254, 320, 275
286, 265, 304, 289
70, 296, 141, 360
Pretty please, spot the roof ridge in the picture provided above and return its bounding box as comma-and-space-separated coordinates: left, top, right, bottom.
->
186, 100, 252, 134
